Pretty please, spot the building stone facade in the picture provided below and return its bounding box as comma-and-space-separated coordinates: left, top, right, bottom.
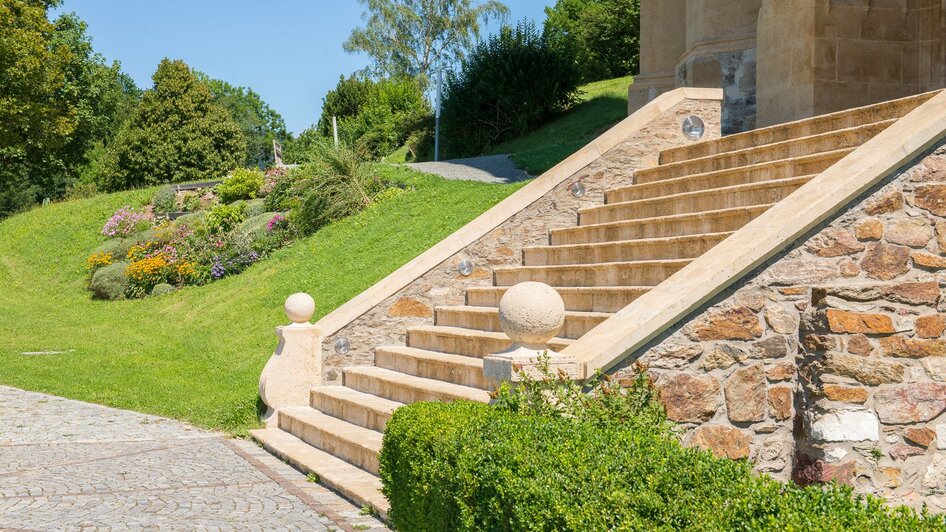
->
630, 0, 946, 133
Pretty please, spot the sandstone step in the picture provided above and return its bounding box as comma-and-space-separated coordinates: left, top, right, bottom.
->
659, 91, 936, 164
343, 365, 492, 404
375, 345, 494, 390
278, 406, 383, 475
551, 205, 770, 245
250, 428, 389, 517
466, 285, 650, 312
607, 149, 849, 204
637, 120, 892, 183
523, 232, 732, 265
407, 325, 572, 357
579, 177, 810, 225
310, 385, 401, 432
493, 259, 690, 287
435, 305, 611, 339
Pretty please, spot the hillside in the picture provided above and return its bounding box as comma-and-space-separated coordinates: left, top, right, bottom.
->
0, 167, 522, 434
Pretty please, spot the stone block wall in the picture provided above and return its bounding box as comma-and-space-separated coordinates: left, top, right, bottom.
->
614, 140, 946, 509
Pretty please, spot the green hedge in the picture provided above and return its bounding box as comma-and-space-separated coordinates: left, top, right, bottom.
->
380, 401, 944, 531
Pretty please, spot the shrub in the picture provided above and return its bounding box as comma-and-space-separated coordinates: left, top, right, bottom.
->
152, 185, 176, 213
236, 212, 283, 241
172, 211, 207, 234
245, 198, 266, 217
206, 202, 247, 234
101, 206, 152, 237
89, 262, 129, 300
216, 168, 264, 203
91, 238, 135, 263
180, 192, 203, 212
380, 367, 946, 531
64, 181, 100, 201
544, 0, 641, 81
441, 20, 582, 157
151, 283, 176, 296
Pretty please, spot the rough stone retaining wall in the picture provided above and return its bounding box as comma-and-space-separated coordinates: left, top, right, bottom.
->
613, 141, 946, 510
320, 98, 722, 383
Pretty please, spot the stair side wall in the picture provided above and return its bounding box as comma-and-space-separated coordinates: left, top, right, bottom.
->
612, 140, 946, 510
319, 98, 722, 383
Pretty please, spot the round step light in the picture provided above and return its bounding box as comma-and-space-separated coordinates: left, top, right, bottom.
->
682, 116, 705, 140
334, 336, 351, 355
458, 258, 475, 276
568, 181, 586, 198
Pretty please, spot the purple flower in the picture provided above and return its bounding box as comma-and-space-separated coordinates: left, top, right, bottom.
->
266, 214, 287, 232
102, 206, 150, 237
211, 258, 226, 279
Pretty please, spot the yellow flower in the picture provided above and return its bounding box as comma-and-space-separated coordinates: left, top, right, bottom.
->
86, 251, 113, 270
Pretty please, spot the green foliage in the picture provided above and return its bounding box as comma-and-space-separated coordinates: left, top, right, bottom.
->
216, 168, 264, 204
152, 185, 176, 213
150, 283, 176, 296
441, 20, 582, 157
171, 211, 207, 234
88, 261, 129, 300
544, 0, 641, 82
381, 364, 946, 531
344, 0, 510, 79
206, 202, 247, 234
99, 59, 246, 191
92, 237, 134, 262
236, 212, 283, 241
197, 73, 289, 168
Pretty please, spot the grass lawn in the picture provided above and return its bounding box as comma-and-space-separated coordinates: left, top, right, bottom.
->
0, 166, 523, 435
490, 76, 632, 175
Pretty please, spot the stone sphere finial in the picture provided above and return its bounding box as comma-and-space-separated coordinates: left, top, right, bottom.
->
284, 293, 316, 324
498, 282, 565, 348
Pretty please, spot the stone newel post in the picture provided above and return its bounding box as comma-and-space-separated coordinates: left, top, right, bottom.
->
483, 282, 579, 382
258, 293, 322, 424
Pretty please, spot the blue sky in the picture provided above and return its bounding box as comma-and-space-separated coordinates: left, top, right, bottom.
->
54, 1, 555, 134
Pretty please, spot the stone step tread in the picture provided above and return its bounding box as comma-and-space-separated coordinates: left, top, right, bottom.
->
579, 175, 813, 216
249, 428, 389, 516
408, 324, 574, 352
658, 91, 936, 163
436, 305, 613, 321
493, 258, 692, 274
281, 406, 384, 454
523, 231, 735, 253
608, 149, 851, 201
646, 119, 894, 177
466, 285, 652, 298
376, 345, 485, 370
344, 365, 492, 403
465, 286, 651, 312
310, 385, 403, 416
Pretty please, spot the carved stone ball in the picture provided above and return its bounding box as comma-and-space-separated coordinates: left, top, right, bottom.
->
285, 292, 316, 324
498, 282, 565, 347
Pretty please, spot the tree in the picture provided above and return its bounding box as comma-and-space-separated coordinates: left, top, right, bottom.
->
344, 0, 510, 79
99, 59, 246, 191
196, 73, 289, 168
544, 0, 640, 82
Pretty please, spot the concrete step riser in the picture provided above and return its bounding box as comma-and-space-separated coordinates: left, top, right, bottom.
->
523, 233, 729, 265
639, 122, 886, 183
434, 308, 607, 339
551, 206, 768, 245
466, 287, 648, 312
580, 181, 805, 226
495, 262, 688, 287
310, 391, 393, 433
278, 412, 380, 475
610, 152, 844, 203
407, 328, 570, 356
659, 94, 933, 163
344, 370, 469, 404
374, 350, 492, 390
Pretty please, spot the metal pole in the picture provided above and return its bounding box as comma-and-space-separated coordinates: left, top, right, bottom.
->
332, 116, 339, 148
434, 70, 442, 162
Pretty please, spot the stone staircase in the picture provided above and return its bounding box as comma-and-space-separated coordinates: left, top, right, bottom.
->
251, 91, 936, 516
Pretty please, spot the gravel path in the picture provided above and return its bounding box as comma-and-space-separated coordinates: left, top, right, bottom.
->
407, 154, 532, 183
0, 386, 389, 531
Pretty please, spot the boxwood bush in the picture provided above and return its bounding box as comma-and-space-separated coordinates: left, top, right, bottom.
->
380, 373, 944, 531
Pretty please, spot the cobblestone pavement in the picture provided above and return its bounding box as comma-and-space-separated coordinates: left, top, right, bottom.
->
0, 386, 389, 531
407, 154, 532, 183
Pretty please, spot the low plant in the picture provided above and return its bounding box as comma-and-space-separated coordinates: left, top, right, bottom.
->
101, 206, 152, 237
88, 262, 129, 300
85, 251, 113, 274
152, 185, 176, 213
216, 168, 264, 203
206, 202, 248, 234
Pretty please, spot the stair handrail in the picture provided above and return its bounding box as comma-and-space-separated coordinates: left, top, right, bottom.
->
563, 90, 946, 379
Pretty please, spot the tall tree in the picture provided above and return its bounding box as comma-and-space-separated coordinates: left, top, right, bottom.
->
196, 73, 289, 168
544, 0, 640, 82
344, 0, 510, 79
100, 59, 246, 191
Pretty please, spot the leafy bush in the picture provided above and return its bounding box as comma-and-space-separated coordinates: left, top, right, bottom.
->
206, 202, 247, 234
152, 185, 176, 213
181, 193, 203, 212
172, 211, 207, 234
92, 238, 135, 263
216, 168, 264, 203
544, 0, 641, 82
441, 20, 582, 157
236, 212, 283, 241
89, 262, 129, 300
244, 198, 266, 217
380, 366, 945, 531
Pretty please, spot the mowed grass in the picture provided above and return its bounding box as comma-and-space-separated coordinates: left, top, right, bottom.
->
490, 76, 632, 175
0, 167, 523, 435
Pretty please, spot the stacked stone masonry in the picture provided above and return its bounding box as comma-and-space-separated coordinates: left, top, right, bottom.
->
617, 141, 946, 510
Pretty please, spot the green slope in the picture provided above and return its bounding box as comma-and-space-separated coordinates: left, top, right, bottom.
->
0, 167, 522, 434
